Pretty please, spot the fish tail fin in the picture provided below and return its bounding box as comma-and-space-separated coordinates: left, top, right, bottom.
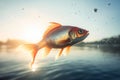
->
22, 44, 39, 67
22, 41, 46, 67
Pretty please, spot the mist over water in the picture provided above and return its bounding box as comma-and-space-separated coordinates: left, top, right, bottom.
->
0, 46, 120, 80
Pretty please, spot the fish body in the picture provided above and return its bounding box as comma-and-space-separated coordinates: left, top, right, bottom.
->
41, 26, 88, 48
43, 26, 72, 48
23, 22, 89, 66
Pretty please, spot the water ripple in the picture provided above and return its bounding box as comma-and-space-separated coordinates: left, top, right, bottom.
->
0, 47, 120, 80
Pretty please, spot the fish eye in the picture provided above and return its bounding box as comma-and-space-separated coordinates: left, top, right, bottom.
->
78, 29, 83, 34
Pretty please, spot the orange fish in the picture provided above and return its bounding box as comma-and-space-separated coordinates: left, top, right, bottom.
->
23, 22, 89, 66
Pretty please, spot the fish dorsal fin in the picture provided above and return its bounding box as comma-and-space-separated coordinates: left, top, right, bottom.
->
43, 22, 62, 38
49, 22, 61, 26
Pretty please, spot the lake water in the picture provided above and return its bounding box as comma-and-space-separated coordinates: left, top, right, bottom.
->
0, 46, 120, 80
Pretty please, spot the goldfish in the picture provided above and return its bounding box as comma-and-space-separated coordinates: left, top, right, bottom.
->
23, 22, 89, 66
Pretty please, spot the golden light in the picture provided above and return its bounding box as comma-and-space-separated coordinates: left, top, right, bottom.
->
21, 24, 44, 43
20, 22, 50, 43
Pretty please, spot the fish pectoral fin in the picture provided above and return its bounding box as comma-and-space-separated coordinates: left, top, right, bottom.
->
55, 48, 64, 60
59, 38, 71, 44
42, 47, 51, 58
64, 46, 71, 56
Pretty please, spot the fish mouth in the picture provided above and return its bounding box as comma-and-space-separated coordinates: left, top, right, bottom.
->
85, 30, 89, 35
84, 30, 89, 38
79, 32, 89, 41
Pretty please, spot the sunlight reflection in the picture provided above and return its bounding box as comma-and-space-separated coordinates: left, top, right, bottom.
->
30, 64, 38, 72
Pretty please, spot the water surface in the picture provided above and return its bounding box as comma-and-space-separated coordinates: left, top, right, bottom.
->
0, 46, 120, 80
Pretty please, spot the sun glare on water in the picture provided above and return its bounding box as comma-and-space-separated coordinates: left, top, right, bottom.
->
31, 64, 38, 72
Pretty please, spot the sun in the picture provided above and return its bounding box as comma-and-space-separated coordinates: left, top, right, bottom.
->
21, 24, 44, 43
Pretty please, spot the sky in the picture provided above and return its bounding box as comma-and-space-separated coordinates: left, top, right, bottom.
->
0, 0, 120, 43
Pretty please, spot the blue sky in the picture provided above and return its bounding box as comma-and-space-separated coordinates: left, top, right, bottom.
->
0, 0, 120, 42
